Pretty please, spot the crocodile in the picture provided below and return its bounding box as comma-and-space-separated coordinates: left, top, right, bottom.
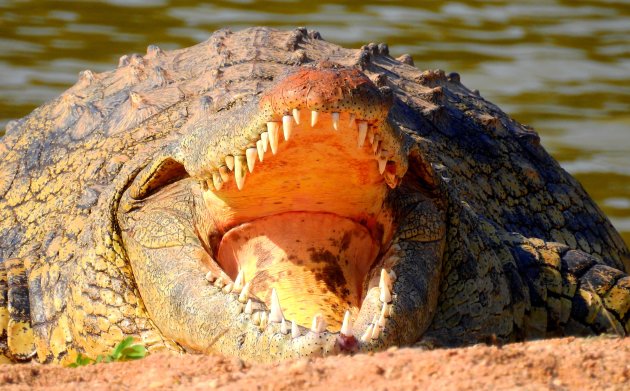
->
0, 27, 629, 365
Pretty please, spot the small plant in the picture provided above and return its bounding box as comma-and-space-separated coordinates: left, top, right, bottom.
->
69, 337, 147, 367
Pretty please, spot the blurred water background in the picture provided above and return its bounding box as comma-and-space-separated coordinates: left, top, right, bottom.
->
0, 0, 628, 246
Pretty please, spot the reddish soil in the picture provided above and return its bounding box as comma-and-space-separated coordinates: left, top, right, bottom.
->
0, 336, 628, 390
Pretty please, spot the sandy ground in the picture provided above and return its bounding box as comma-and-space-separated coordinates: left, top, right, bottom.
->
0, 336, 628, 390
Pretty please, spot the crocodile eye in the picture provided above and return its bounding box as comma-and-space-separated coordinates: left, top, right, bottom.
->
129, 157, 189, 200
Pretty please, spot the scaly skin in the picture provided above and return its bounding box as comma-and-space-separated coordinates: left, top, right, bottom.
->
0, 27, 628, 364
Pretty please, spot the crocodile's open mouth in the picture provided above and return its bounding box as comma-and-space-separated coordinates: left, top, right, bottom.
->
202, 109, 403, 334
120, 64, 425, 359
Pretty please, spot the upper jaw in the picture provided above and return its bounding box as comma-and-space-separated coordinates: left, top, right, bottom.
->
173, 62, 409, 193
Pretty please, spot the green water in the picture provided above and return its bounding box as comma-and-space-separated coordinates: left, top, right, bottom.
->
1, 0, 629, 246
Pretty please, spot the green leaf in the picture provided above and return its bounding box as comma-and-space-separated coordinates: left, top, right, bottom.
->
120, 345, 147, 360
110, 337, 135, 360
69, 353, 93, 367
66, 337, 148, 367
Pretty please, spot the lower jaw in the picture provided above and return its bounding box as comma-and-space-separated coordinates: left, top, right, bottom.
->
216, 211, 381, 330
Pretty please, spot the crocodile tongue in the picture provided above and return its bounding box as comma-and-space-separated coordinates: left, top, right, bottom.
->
216, 212, 380, 330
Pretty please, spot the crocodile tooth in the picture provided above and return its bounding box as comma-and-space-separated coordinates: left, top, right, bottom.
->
384, 171, 398, 189
311, 110, 319, 127
374, 140, 382, 156
357, 121, 368, 148
380, 280, 392, 304
214, 277, 224, 288
368, 129, 375, 145
280, 319, 289, 334
267, 122, 280, 155
291, 320, 300, 339
378, 304, 388, 326
238, 282, 250, 303
379, 269, 392, 292
292, 108, 301, 124
252, 311, 261, 325
372, 135, 381, 153
244, 299, 253, 314
378, 157, 387, 175
212, 172, 223, 191
256, 140, 265, 162
204, 271, 215, 283
219, 166, 230, 182
282, 115, 293, 141
389, 269, 397, 282
332, 112, 340, 130
349, 113, 356, 126
225, 155, 235, 171
234, 155, 246, 190
361, 324, 374, 342
340, 310, 352, 336
261, 132, 269, 152
269, 288, 284, 323
233, 270, 244, 293
246, 148, 257, 173
260, 312, 268, 329
371, 315, 381, 339
223, 283, 233, 293
311, 314, 326, 334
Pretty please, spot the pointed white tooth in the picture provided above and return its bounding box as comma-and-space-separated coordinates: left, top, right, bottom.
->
267, 122, 280, 154
282, 115, 293, 141
389, 269, 397, 282
361, 324, 374, 342
205, 271, 215, 283
357, 121, 368, 148
379, 304, 388, 326
244, 299, 253, 314
252, 311, 261, 325
212, 172, 223, 191
311, 110, 319, 127
246, 148, 257, 173
223, 283, 233, 293
234, 155, 246, 190
238, 282, 250, 303
311, 314, 326, 334
371, 315, 380, 339
260, 312, 268, 329
225, 155, 235, 171
332, 112, 340, 130
292, 108, 301, 124
256, 140, 265, 162
378, 157, 387, 175
368, 129, 375, 145
372, 135, 381, 153
380, 280, 392, 304
291, 320, 300, 339
261, 132, 269, 152
380, 269, 392, 291
269, 288, 284, 323
219, 166, 230, 182
281, 319, 289, 334
214, 277, 224, 288
233, 270, 244, 293
349, 113, 356, 126
340, 310, 352, 336
371, 324, 381, 339
374, 140, 382, 156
